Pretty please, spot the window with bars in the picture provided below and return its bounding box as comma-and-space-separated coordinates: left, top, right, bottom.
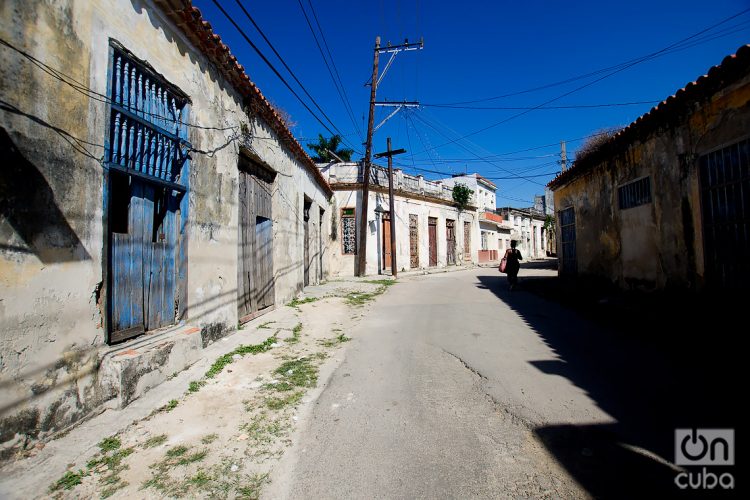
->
618, 176, 651, 210
107, 42, 189, 188
341, 207, 356, 254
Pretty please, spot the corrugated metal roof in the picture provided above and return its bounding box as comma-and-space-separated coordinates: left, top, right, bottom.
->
548, 44, 750, 191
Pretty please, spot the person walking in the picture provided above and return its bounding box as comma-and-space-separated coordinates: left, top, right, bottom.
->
504, 240, 523, 290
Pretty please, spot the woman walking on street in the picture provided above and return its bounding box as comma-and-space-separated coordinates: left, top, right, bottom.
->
504, 240, 523, 290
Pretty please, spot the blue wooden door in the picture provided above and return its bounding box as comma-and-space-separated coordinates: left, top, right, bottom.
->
109, 176, 178, 343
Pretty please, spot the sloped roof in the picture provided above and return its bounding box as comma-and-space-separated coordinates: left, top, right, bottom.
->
154, 0, 332, 196
548, 44, 750, 190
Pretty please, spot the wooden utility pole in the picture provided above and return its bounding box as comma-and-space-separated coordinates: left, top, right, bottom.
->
560, 140, 568, 172
357, 36, 380, 276
374, 139, 406, 277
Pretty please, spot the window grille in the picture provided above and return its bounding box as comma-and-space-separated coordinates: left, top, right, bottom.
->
618, 176, 651, 210
341, 208, 356, 254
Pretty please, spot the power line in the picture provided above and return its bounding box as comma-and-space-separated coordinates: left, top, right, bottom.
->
299, 0, 364, 141
436, 15, 750, 106
211, 0, 360, 153
421, 100, 661, 110
407, 109, 546, 186
413, 7, 750, 155
229, 0, 360, 152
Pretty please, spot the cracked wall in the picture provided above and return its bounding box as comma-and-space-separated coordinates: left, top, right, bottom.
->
0, 0, 331, 456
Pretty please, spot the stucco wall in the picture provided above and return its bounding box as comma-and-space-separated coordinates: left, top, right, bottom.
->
552, 71, 750, 290
327, 189, 479, 276
0, 0, 329, 451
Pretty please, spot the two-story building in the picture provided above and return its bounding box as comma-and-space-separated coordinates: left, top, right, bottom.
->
439, 174, 512, 262
498, 207, 547, 259
319, 163, 480, 275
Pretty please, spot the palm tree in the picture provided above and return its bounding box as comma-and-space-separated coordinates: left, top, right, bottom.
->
306, 134, 354, 162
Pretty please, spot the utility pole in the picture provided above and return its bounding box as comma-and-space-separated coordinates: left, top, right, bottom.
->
374, 138, 406, 277
357, 37, 423, 276
560, 140, 568, 172
357, 36, 380, 276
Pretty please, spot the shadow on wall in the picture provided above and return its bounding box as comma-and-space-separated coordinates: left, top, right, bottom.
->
476, 268, 743, 498
0, 127, 90, 262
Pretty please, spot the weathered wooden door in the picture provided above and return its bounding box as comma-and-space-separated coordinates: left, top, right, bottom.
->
319, 209, 324, 281
110, 176, 178, 343
382, 214, 392, 271
446, 219, 456, 265
238, 159, 275, 321
303, 200, 311, 286
463, 221, 471, 260
409, 214, 419, 268
428, 217, 438, 266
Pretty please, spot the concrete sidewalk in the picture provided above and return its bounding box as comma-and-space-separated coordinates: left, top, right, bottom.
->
0, 278, 390, 499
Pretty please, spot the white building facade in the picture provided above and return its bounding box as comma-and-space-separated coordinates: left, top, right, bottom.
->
498, 208, 547, 259
439, 174, 513, 262
319, 163, 480, 276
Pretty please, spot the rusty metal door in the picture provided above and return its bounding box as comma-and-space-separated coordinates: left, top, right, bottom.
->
446, 219, 456, 265
428, 217, 437, 266
238, 159, 275, 322
409, 214, 419, 268
382, 213, 392, 271
700, 139, 750, 289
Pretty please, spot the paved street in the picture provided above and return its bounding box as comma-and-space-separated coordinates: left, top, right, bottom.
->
1, 265, 741, 499
274, 266, 741, 499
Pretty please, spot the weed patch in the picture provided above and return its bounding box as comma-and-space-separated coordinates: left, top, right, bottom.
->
205, 335, 277, 379
319, 333, 351, 347
143, 434, 168, 448
257, 321, 275, 329
201, 433, 219, 444
265, 391, 303, 410
237, 473, 269, 499
98, 436, 121, 452
287, 296, 319, 309
188, 380, 205, 393
50, 470, 86, 492
272, 358, 318, 389
363, 279, 397, 287
286, 322, 303, 344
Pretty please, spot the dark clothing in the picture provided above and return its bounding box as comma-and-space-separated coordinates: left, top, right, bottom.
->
504, 248, 522, 286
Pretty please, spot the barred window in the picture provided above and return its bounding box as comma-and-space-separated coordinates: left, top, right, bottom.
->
618, 176, 651, 210
341, 208, 356, 254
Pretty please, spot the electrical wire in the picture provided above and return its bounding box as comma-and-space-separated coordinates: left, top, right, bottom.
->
436, 15, 750, 106
413, 7, 750, 155
421, 100, 661, 110
300, 0, 364, 141
210, 0, 360, 153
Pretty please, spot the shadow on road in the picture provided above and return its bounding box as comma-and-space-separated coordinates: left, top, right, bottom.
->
477, 266, 743, 498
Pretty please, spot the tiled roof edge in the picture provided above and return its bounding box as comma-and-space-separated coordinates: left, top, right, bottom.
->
154, 0, 333, 197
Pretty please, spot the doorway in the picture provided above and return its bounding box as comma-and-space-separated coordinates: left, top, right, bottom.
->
428, 217, 438, 266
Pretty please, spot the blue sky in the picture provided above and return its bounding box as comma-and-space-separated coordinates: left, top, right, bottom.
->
193, 0, 749, 207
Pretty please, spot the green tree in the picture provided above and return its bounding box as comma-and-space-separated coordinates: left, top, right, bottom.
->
452, 183, 474, 211
306, 134, 354, 162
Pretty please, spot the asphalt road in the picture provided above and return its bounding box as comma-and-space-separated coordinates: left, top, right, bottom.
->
280, 267, 742, 499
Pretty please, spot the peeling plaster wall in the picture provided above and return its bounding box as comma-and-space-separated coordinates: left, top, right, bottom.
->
0, 0, 330, 453
552, 72, 750, 290
327, 189, 479, 276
